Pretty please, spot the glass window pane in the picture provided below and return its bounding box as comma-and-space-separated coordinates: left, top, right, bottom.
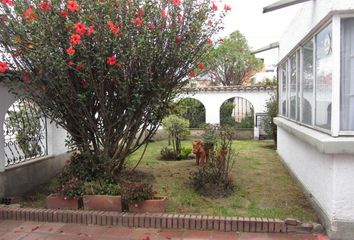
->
289, 54, 297, 120
341, 18, 354, 131
302, 40, 314, 125
281, 63, 287, 116
315, 24, 332, 130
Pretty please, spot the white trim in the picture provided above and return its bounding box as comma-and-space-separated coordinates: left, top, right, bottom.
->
299, 47, 304, 123
331, 16, 341, 137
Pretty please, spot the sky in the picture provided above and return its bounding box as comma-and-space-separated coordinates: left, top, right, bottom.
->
218, 0, 304, 65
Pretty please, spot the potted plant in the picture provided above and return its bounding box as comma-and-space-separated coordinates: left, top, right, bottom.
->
46, 177, 83, 209
122, 182, 167, 213
82, 181, 122, 211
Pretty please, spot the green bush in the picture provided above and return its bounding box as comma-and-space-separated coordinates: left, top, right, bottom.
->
162, 115, 189, 156
121, 182, 153, 204
82, 181, 120, 196
178, 147, 192, 160
160, 147, 178, 161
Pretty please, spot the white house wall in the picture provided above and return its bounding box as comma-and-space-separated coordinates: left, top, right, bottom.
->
279, 0, 354, 60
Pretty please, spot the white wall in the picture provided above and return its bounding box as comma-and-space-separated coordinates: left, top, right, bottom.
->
178, 89, 275, 124
279, 0, 354, 60
277, 127, 334, 219
0, 84, 68, 172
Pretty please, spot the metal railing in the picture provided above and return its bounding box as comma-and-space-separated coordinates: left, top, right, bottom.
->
3, 99, 48, 167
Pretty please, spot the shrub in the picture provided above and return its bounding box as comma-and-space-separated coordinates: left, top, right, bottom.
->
178, 146, 192, 160
121, 182, 154, 204
55, 177, 83, 199
82, 180, 120, 196
0, 0, 227, 177
202, 124, 218, 150
162, 115, 189, 156
160, 147, 178, 161
190, 125, 236, 197
263, 95, 278, 146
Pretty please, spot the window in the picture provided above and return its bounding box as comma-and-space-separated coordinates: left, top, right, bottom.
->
341, 18, 354, 132
280, 63, 287, 116
302, 40, 314, 125
315, 24, 332, 130
289, 54, 297, 120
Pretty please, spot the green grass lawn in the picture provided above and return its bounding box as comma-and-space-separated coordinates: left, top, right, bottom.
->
126, 139, 319, 222
19, 139, 318, 223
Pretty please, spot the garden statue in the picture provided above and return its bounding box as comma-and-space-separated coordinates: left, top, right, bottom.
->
192, 140, 209, 167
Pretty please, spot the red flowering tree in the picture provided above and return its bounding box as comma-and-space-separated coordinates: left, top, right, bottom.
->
0, 0, 228, 176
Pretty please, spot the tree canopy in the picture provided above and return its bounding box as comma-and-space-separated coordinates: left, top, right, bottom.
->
0, 0, 229, 176
205, 30, 263, 86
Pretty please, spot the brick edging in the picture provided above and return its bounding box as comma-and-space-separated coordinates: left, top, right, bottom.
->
0, 206, 312, 233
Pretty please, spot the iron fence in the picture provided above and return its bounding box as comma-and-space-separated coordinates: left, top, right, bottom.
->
3, 99, 48, 167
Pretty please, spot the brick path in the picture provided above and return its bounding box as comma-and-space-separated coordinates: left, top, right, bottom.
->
0, 220, 328, 240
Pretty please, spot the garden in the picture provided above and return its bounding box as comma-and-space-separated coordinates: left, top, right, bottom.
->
0, 0, 317, 227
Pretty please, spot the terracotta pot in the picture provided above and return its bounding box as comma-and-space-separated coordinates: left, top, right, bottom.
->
83, 195, 122, 211
46, 194, 80, 209
128, 196, 167, 213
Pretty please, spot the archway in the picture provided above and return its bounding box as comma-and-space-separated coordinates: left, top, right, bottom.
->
220, 97, 254, 128
173, 98, 206, 128
3, 98, 48, 167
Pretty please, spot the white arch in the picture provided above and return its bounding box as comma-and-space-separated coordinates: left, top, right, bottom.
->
178, 86, 276, 138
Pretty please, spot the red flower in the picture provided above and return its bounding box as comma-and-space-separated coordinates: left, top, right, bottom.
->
211, 2, 218, 11
175, 36, 181, 44
138, 8, 144, 17
70, 34, 81, 45
108, 21, 120, 34
161, 8, 166, 18
23, 73, 31, 84
0, 61, 9, 73
198, 63, 204, 70
224, 5, 231, 11
66, 0, 79, 12
23, 7, 37, 21
87, 25, 95, 36
74, 22, 86, 35
172, 0, 180, 6
188, 70, 195, 78
149, 23, 155, 31
39, 1, 52, 12
67, 61, 75, 66
208, 19, 212, 26
208, 38, 213, 45
76, 63, 84, 71
133, 18, 143, 27
81, 79, 89, 88
66, 46, 75, 55
59, 11, 69, 17
107, 56, 116, 65
1, 0, 14, 6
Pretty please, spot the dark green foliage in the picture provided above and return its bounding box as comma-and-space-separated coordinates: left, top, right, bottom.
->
162, 115, 189, 157
220, 101, 237, 127
205, 31, 263, 86
121, 182, 153, 203
178, 146, 192, 159
160, 147, 178, 160
82, 181, 120, 196
263, 95, 278, 146
174, 98, 205, 128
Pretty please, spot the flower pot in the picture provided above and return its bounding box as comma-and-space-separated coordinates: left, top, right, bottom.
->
128, 196, 167, 213
46, 194, 80, 209
83, 195, 122, 211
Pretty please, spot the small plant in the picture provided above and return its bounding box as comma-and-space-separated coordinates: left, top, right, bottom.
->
160, 147, 178, 161
55, 177, 83, 199
121, 182, 154, 204
263, 95, 278, 146
162, 115, 190, 157
190, 125, 236, 197
82, 180, 120, 196
202, 124, 218, 150
178, 147, 192, 160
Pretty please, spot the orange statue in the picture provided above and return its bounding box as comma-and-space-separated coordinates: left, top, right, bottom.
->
192, 140, 209, 167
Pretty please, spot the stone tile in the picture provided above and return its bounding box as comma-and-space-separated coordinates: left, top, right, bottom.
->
101, 226, 133, 238
183, 230, 211, 239
33, 223, 65, 234
12, 222, 43, 233
158, 229, 184, 239
128, 228, 159, 240
211, 231, 239, 240
79, 225, 108, 237
20, 232, 49, 240
0, 231, 29, 240
0, 220, 23, 231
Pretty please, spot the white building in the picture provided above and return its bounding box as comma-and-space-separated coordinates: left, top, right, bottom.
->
274, 1, 354, 239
